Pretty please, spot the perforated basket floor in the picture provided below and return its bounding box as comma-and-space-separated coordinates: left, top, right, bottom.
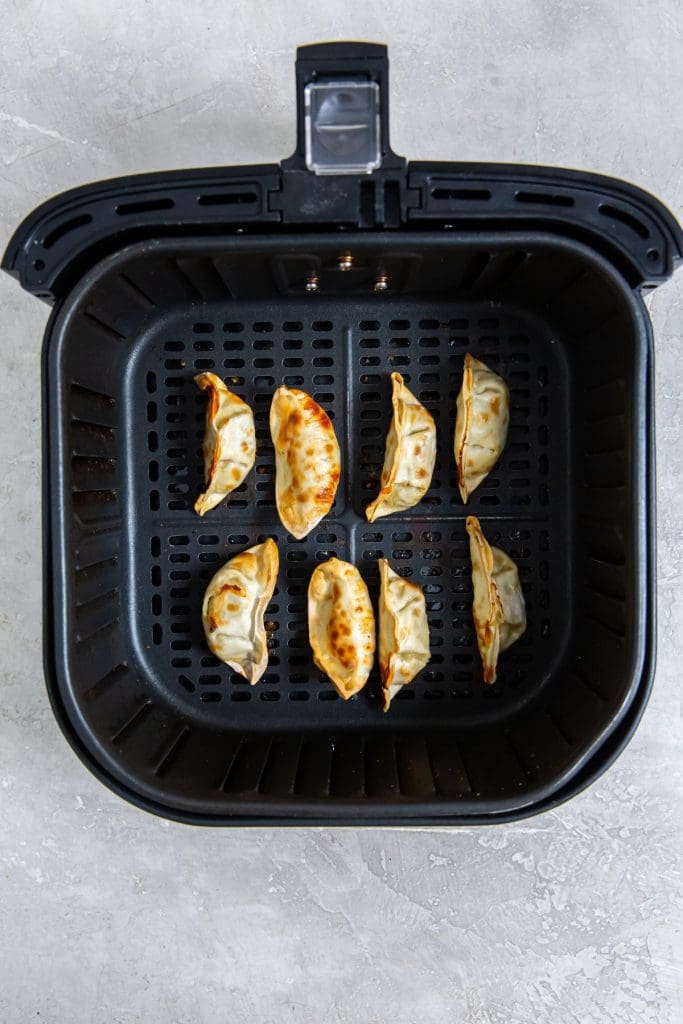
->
134, 300, 566, 729
46, 234, 652, 821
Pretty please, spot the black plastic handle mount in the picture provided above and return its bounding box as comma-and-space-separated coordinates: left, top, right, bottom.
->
284, 41, 404, 175
275, 42, 409, 229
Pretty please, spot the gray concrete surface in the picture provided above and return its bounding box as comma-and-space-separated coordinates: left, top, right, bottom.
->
1, 2, 681, 1022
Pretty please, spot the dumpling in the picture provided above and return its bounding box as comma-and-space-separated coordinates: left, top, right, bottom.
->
202, 538, 279, 684
454, 353, 509, 502
270, 385, 341, 539
378, 558, 430, 711
466, 516, 526, 684
308, 558, 375, 699
366, 372, 436, 522
194, 372, 256, 516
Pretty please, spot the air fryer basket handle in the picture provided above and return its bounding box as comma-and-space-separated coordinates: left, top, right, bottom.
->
284, 41, 404, 175
2, 40, 681, 301
274, 42, 409, 228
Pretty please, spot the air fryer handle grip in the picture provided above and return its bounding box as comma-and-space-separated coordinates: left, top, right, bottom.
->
287, 41, 404, 173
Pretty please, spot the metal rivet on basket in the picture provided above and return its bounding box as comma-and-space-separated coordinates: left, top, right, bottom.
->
305, 275, 319, 293
374, 274, 388, 293
338, 253, 354, 271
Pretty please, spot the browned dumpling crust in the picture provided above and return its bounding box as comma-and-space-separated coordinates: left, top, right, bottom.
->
466, 516, 526, 684
194, 372, 256, 516
270, 386, 341, 539
378, 558, 430, 711
366, 372, 436, 522
308, 558, 375, 699
454, 354, 509, 503
202, 539, 279, 684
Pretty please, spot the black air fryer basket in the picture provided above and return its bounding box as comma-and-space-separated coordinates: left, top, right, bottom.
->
5, 43, 681, 824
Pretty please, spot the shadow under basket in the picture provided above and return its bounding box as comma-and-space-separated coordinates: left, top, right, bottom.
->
43, 231, 656, 823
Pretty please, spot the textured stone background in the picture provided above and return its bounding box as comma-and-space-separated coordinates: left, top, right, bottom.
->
1, 2, 681, 1022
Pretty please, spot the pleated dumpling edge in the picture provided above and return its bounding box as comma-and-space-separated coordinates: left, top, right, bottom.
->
466, 515, 526, 684
366, 372, 436, 522
194, 372, 256, 516
202, 538, 279, 684
454, 354, 509, 503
